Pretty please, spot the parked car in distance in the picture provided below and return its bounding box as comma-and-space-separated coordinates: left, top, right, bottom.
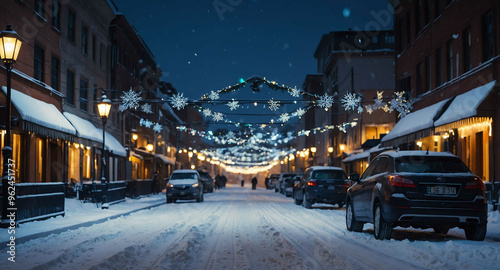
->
166, 169, 204, 203
277, 173, 297, 193
283, 175, 302, 197
293, 167, 351, 208
345, 151, 488, 241
197, 170, 214, 193
267, 174, 279, 190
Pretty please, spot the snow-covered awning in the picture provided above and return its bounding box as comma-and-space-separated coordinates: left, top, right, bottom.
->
63, 112, 103, 146
342, 144, 392, 163
2, 86, 76, 140
155, 154, 175, 165
434, 81, 496, 127
96, 129, 127, 157
130, 151, 144, 160
381, 99, 450, 147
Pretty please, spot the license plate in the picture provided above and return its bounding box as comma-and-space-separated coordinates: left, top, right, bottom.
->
427, 186, 456, 195
328, 186, 336, 190
180, 192, 186, 196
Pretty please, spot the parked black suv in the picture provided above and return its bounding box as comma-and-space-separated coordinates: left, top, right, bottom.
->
293, 166, 351, 208
345, 151, 488, 241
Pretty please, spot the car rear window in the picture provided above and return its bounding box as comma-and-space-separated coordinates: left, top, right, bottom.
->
395, 156, 470, 173
312, 170, 347, 179
170, 173, 197, 180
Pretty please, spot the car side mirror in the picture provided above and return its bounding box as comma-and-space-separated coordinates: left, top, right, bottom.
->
349, 173, 360, 182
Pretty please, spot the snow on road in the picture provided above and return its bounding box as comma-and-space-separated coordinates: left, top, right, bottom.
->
2, 185, 500, 270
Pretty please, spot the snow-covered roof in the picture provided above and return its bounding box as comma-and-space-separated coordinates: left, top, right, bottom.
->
342, 144, 393, 163
434, 81, 496, 127
95, 129, 127, 157
63, 112, 103, 143
376, 150, 458, 158
155, 154, 175, 165
3, 86, 76, 135
381, 98, 450, 143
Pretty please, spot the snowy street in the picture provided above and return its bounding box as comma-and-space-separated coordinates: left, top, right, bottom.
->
2, 185, 500, 270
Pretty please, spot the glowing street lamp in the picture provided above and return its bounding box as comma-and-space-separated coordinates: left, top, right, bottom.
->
97, 92, 111, 209
1, 25, 23, 227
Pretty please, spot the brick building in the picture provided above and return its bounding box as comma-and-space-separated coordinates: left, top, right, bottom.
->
383, 0, 500, 182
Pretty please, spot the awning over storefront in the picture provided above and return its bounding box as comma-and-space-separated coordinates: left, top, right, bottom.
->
381, 98, 450, 147
342, 144, 392, 163
63, 112, 103, 146
2, 87, 76, 140
96, 129, 127, 157
129, 151, 144, 160
155, 154, 175, 165
434, 81, 496, 128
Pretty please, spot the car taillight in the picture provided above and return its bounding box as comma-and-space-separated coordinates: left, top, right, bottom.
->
466, 179, 485, 190
342, 180, 351, 188
307, 180, 317, 186
389, 175, 416, 188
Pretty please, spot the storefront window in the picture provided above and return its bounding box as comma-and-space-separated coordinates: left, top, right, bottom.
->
68, 144, 80, 182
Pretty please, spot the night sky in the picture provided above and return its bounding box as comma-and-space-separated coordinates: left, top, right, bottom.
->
113, 0, 393, 126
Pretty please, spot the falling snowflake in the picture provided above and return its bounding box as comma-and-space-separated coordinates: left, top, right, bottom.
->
341, 92, 362, 111
294, 107, 306, 118
212, 112, 224, 122
289, 87, 301, 97
171, 93, 189, 110
140, 118, 153, 128
141, 103, 153, 114
209, 90, 220, 100
318, 93, 334, 110
153, 123, 163, 133
268, 99, 280, 111
120, 88, 141, 110
227, 99, 240, 111
202, 108, 212, 117
279, 113, 290, 123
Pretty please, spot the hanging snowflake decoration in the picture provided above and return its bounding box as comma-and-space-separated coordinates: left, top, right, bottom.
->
209, 90, 220, 100
294, 107, 306, 118
318, 93, 334, 110
388, 91, 413, 118
171, 93, 189, 110
226, 131, 235, 140
118, 104, 127, 112
212, 112, 224, 122
268, 99, 280, 111
279, 113, 290, 123
141, 103, 153, 114
202, 108, 212, 117
341, 92, 362, 111
120, 88, 141, 110
153, 123, 163, 133
373, 91, 385, 109
357, 106, 364, 113
227, 99, 240, 111
140, 118, 153, 128
289, 87, 301, 97
365, 104, 374, 114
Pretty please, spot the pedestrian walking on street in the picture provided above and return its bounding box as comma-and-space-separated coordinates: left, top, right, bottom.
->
251, 176, 258, 190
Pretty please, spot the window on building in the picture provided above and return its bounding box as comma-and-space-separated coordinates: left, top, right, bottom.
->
67, 10, 75, 42
66, 69, 75, 105
80, 77, 88, 111
463, 27, 472, 72
36, 138, 44, 182
34, 45, 44, 82
35, 0, 44, 17
435, 48, 442, 87
447, 39, 454, 81
51, 0, 60, 29
415, 0, 422, 34
425, 56, 431, 91
92, 35, 96, 61
82, 26, 88, 55
51, 56, 59, 91
416, 62, 423, 96
424, 0, 430, 25
405, 12, 411, 46
100, 43, 105, 67
385, 33, 394, 44
372, 36, 378, 44
435, 0, 442, 18
482, 11, 493, 62
398, 76, 412, 94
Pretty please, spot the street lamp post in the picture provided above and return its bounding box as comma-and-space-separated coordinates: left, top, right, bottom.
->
0, 25, 23, 227
310, 146, 317, 166
97, 92, 111, 209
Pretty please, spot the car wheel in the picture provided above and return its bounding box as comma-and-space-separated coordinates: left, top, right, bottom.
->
346, 201, 364, 232
166, 197, 173, 204
433, 227, 450, 234
302, 192, 312, 209
294, 192, 303, 205
464, 223, 487, 241
373, 203, 392, 240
